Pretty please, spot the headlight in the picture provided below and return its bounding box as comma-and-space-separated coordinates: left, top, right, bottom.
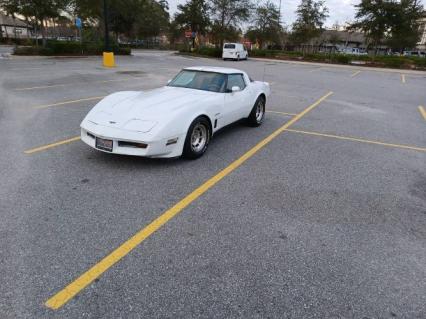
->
122, 120, 157, 133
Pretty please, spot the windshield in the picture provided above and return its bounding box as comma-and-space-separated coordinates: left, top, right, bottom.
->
168, 70, 226, 93
224, 44, 236, 49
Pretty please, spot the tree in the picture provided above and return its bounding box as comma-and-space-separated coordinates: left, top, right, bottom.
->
0, 0, 70, 46
351, 0, 394, 53
246, 1, 282, 49
173, 0, 210, 48
209, 0, 253, 47
174, 0, 210, 35
386, 0, 424, 52
70, 0, 169, 41
134, 0, 169, 38
351, 0, 424, 53
290, 0, 328, 46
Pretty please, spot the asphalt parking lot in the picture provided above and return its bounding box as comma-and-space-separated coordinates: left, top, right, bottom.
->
1, 48, 425, 318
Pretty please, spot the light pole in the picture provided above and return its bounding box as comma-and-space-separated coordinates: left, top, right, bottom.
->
103, 0, 110, 52
102, 0, 115, 67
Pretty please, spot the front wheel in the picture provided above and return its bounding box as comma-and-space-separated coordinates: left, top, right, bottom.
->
247, 96, 265, 127
183, 117, 211, 159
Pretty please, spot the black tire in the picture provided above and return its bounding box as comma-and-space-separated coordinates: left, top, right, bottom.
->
183, 117, 211, 159
247, 96, 266, 127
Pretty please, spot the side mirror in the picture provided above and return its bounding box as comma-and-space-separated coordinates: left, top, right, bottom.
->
167, 79, 172, 84
231, 86, 241, 93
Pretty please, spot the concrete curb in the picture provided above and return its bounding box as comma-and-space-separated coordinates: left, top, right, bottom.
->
250, 57, 426, 75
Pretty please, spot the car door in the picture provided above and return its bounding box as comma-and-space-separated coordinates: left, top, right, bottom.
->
222, 74, 251, 126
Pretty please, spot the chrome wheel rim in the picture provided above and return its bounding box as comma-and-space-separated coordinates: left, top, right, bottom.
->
191, 123, 208, 153
255, 101, 265, 122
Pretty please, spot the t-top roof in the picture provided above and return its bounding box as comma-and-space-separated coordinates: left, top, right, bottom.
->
184, 66, 245, 75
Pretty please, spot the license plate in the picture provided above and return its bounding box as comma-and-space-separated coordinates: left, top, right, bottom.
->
95, 137, 113, 152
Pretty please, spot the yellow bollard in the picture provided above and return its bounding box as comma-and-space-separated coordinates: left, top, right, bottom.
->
103, 52, 115, 67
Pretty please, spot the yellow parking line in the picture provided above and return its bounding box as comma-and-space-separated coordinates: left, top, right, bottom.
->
17, 83, 72, 91
285, 129, 426, 152
350, 70, 361, 77
267, 110, 298, 116
309, 67, 323, 73
10, 67, 45, 71
418, 106, 426, 121
401, 74, 406, 83
34, 96, 105, 109
16, 78, 142, 91
24, 136, 81, 154
44, 91, 334, 310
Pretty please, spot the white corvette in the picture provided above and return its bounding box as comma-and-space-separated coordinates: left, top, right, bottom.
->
80, 66, 271, 159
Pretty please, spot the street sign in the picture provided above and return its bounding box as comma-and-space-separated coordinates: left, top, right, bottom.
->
75, 17, 82, 29
185, 31, 197, 39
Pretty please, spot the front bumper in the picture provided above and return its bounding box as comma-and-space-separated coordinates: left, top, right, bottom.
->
80, 121, 186, 158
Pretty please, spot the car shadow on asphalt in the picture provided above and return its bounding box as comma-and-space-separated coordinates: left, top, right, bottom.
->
83, 119, 259, 169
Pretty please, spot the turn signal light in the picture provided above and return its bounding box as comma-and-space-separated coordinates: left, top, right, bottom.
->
166, 138, 179, 146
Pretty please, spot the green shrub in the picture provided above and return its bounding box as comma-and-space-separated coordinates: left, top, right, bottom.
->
13, 41, 131, 56
333, 54, 351, 64
14, 46, 54, 55
409, 57, 426, 69
196, 47, 222, 58
373, 56, 406, 68
250, 49, 284, 57
303, 53, 325, 61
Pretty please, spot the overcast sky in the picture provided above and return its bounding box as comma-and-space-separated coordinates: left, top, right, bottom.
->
167, 0, 426, 28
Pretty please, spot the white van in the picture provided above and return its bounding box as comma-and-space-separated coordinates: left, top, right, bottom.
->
222, 43, 248, 61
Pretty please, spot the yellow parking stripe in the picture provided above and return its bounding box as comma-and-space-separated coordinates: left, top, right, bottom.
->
285, 129, 426, 152
44, 91, 334, 310
267, 110, 298, 116
350, 70, 361, 77
16, 78, 143, 91
309, 67, 323, 73
24, 136, 80, 154
418, 106, 426, 121
34, 96, 105, 109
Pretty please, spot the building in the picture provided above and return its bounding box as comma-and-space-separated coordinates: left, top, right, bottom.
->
417, 13, 426, 50
0, 13, 32, 39
320, 30, 366, 50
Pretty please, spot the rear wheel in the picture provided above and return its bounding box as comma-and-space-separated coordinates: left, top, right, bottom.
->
183, 117, 211, 159
247, 96, 265, 127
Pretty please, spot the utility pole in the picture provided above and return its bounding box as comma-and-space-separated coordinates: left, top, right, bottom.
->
279, 0, 282, 25
103, 0, 110, 52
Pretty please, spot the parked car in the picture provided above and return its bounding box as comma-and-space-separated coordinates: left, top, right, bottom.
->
222, 43, 248, 61
339, 47, 367, 56
80, 66, 271, 159
403, 51, 426, 58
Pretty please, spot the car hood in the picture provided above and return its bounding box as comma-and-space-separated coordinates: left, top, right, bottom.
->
85, 86, 216, 132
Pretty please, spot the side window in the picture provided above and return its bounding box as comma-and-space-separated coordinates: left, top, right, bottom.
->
227, 74, 246, 92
